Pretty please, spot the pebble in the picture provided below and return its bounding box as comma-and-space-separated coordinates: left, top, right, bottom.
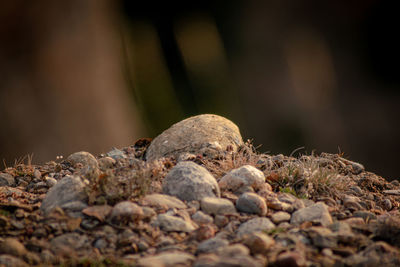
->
243, 231, 275, 254
97, 157, 116, 171
50, 233, 89, 255
67, 151, 98, 168
197, 237, 229, 254
146, 114, 243, 161
163, 162, 220, 201
106, 148, 126, 160
154, 214, 197, 232
236, 192, 267, 216
108, 201, 143, 224
141, 193, 187, 210
343, 195, 363, 211
191, 225, 216, 241
24, 252, 41, 265
329, 222, 355, 243
237, 217, 275, 237
196, 254, 263, 267
383, 199, 392, 210
142, 206, 157, 219
343, 217, 365, 226
275, 251, 306, 267
390, 180, 400, 186
45, 177, 57, 187
40, 175, 87, 215
339, 157, 365, 174
188, 200, 201, 210
0, 255, 29, 267
40, 250, 55, 264
137, 251, 195, 267
217, 244, 250, 257
0, 173, 15, 186
277, 192, 298, 204
307, 227, 337, 248
383, 190, 400, 196
352, 211, 377, 221
214, 215, 229, 228
292, 199, 306, 210
349, 186, 363, 195
80, 219, 100, 230
138, 240, 149, 252
118, 229, 139, 247
267, 199, 293, 212
201, 197, 236, 215
0, 238, 27, 257
301, 199, 315, 207
33, 169, 42, 179
271, 211, 291, 224
219, 165, 266, 192
82, 205, 112, 222
193, 254, 220, 267
290, 202, 333, 227
345, 241, 400, 266
192, 211, 214, 225
60, 201, 88, 217
94, 238, 108, 249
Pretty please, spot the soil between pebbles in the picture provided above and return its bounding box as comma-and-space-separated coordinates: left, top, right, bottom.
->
1, 115, 400, 266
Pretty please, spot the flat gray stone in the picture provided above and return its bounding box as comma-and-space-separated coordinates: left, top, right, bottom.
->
219, 165, 266, 192
290, 202, 333, 227
237, 217, 275, 237
60, 201, 88, 218
0, 173, 14, 186
201, 197, 236, 215
40, 175, 87, 215
197, 237, 229, 254
146, 114, 243, 161
383, 190, 400, 196
163, 161, 220, 202
154, 214, 197, 232
236, 192, 267, 216
141, 194, 187, 210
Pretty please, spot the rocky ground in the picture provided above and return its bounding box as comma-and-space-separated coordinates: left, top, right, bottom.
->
1, 114, 400, 267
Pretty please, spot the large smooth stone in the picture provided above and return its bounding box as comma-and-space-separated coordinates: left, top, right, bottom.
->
146, 114, 243, 161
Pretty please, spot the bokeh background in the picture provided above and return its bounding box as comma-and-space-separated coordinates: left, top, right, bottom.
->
1, 1, 399, 180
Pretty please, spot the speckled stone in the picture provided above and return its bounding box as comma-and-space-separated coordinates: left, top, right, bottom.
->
146, 114, 243, 161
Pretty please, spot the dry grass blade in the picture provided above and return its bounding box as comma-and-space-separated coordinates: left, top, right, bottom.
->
270, 152, 351, 200
201, 140, 263, 179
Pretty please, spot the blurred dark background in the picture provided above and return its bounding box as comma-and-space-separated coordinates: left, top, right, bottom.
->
1, 1, 399, 180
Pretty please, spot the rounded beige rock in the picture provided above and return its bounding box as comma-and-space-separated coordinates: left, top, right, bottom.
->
145, 114, 243, 161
